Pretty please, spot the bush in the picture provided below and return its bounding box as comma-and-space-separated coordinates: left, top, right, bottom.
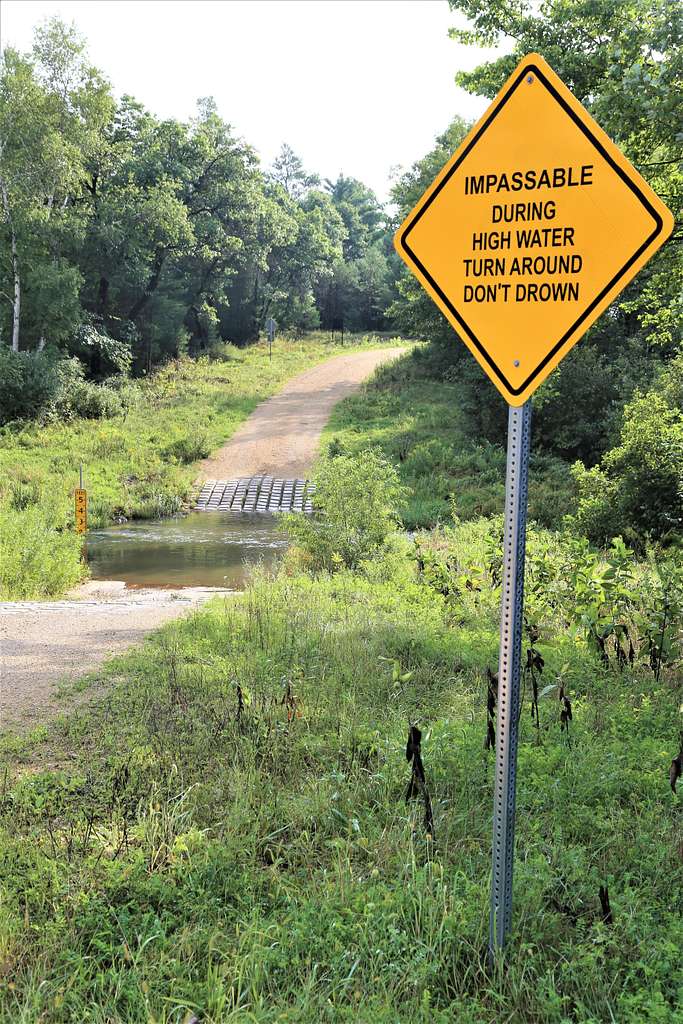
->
570, 391, 683, 546
532, 340, 656, 464
281, 449, 406, 571
0, 505, 85, 599
162, 431, 211, 464
0, 348, 60, 424
125, 472, 186, 518
0, 350, 123, 425
205, 341, 236, 363
49, 358, 122, 420
1, 467, 46, 511
73, 321, 133, 377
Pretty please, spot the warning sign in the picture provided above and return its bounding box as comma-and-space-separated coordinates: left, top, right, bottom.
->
395, 53, 674, 405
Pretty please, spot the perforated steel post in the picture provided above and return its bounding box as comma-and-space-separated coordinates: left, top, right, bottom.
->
489, 400, 532, 959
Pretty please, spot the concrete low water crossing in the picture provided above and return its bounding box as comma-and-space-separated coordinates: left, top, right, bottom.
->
85, 512, 288, 589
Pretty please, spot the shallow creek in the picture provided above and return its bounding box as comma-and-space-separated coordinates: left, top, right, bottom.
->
85, 512, 288, 589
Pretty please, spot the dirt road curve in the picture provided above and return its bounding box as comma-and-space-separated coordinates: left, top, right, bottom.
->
1, 348, 405, 729
197, 346, 405, 480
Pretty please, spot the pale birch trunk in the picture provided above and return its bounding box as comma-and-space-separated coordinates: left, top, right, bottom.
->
0, 175, 20, 351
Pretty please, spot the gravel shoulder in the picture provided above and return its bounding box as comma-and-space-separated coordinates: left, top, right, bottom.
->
0, 583, 228, 730
1, 347, 406, 730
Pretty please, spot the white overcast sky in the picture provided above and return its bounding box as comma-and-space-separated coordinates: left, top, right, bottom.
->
0, 0, 505, 201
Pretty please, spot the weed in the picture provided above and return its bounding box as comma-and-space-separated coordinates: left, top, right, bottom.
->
324, 343, 575, 530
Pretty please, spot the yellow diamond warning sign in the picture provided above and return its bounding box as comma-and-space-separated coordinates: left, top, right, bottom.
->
395, 53, 674, 405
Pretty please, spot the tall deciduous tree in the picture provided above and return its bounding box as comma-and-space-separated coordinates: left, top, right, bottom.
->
0, 18, 113, 352
1, 17, 403, 375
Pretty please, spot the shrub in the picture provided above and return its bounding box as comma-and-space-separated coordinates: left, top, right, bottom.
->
125, 472, 186, 518
133, 489, 183, 519
570, 392, 683, 545
0, 505, 84, 599
532, 340, 656, 464
162, 431, 211, 464
205, 341, 236, 363
281, 449, 406, 571
1, 467, 46, 511
49, 358, 122, 421
73, 321, 133, 377
0, 349, 60, 424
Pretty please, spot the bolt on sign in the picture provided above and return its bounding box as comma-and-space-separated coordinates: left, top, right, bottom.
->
395, 53, 674, 405
75, 488, 87, 534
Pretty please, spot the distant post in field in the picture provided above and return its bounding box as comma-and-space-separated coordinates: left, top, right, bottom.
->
265, 317, 277, 361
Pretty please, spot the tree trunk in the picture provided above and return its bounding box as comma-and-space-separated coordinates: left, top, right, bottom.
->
128, 252, 164, 322
0, 176, 20, 351
97, 276, 109, 315
10, 228, 19, 352
250, 270, 260, 341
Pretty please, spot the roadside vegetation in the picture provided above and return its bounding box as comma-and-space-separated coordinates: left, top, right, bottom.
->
1, 454, 681, 1022
324, 343, 683, 547
0, 333, 406, 599
384, 0, 682, 541
323, 344, 576, 532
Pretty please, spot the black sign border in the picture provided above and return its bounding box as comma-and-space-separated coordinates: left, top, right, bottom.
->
400, 61, 666, 397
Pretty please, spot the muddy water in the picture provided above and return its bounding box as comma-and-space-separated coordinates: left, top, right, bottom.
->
85, 513, 288, 589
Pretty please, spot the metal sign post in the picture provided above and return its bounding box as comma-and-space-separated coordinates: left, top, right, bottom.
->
489, 400, 532, 958
265, 317, 277, 361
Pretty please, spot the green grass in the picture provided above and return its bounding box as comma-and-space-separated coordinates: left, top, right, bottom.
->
323, 344, 575, 530
0, 334, 408, 599
0, 526, 681, 1021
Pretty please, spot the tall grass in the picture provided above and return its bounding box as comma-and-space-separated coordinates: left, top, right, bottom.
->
0, 505, 84, 599
324, 344, 574, 530
0, 527, 680, 1020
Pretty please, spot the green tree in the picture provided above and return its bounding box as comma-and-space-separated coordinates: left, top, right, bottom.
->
571, 380, 683, 546
388, 117, 470, 349
314, 174, 396, 332
271, 143, 319, 199
77, 97, 263, 366
326, 174, 385, 260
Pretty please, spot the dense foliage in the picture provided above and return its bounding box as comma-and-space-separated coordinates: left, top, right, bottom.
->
324, 344, 575, 531
282, 448, 405, 570
0, 19, 398, 393
570, 352, 683, 546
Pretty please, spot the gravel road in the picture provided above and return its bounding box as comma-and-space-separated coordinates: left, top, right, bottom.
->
0, 582, 227, 730
197, 346, 405, 480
